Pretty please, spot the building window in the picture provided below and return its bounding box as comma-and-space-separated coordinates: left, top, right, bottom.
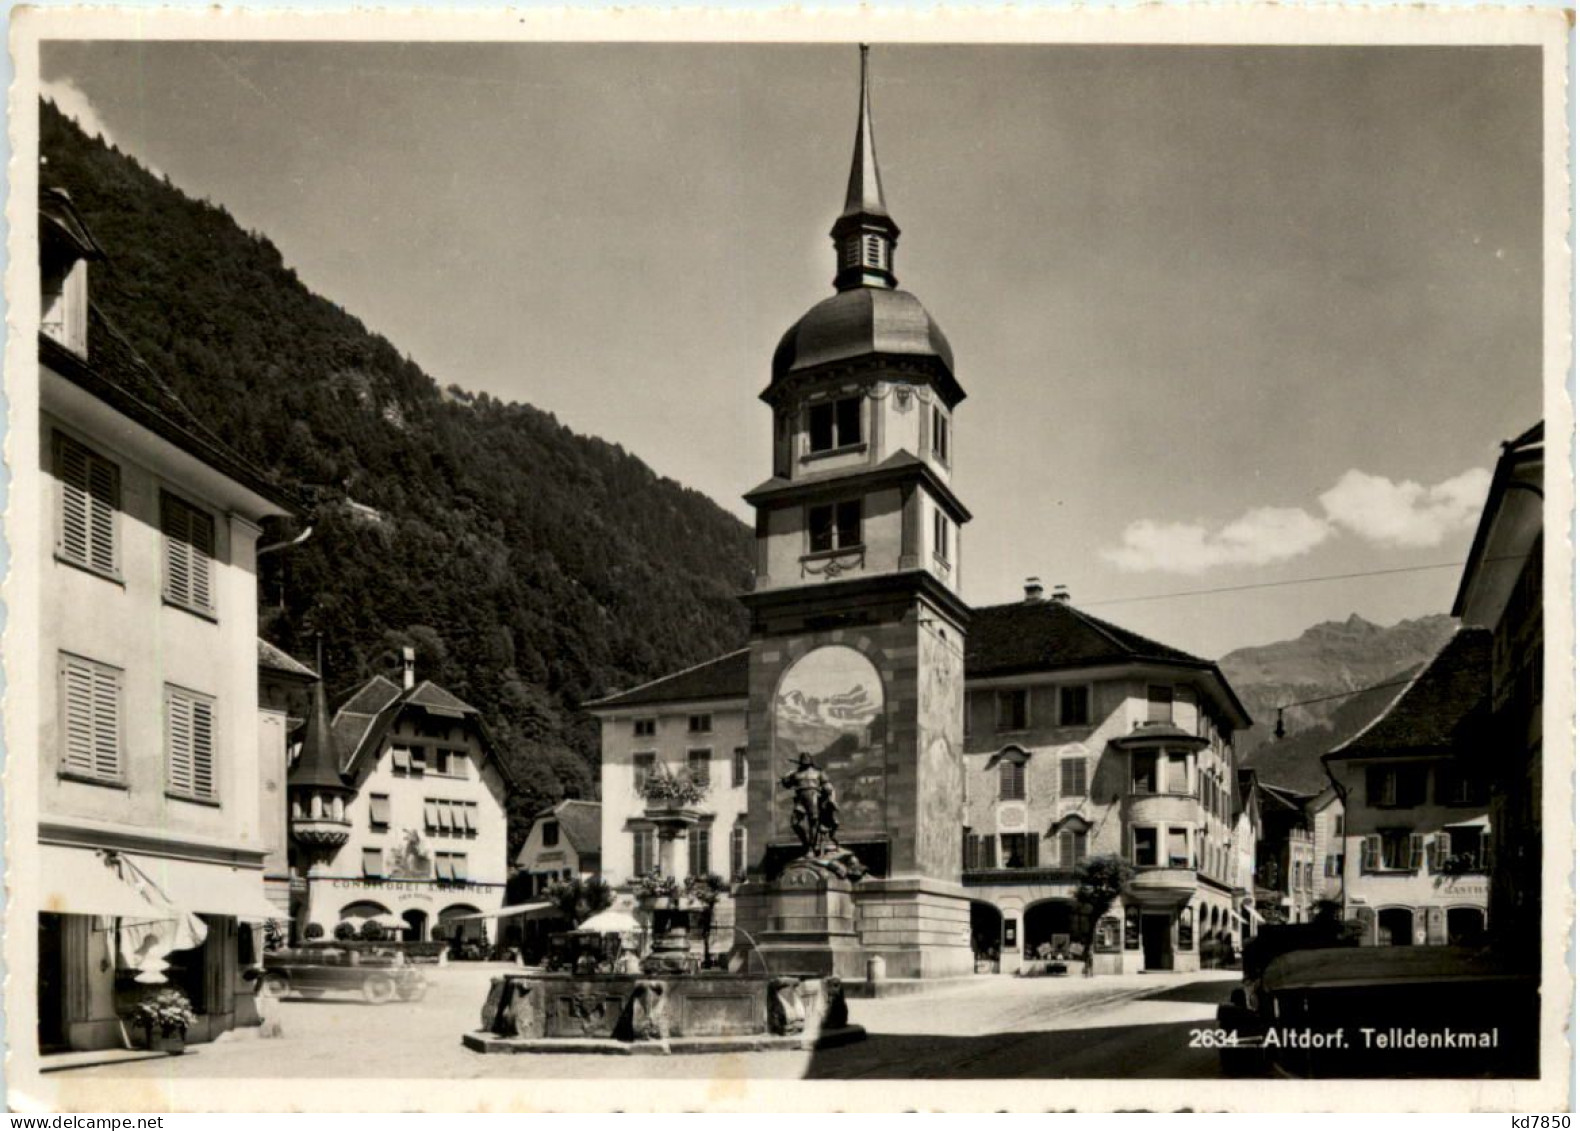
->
688, 714, 713, 735
542, 820, 560, 848
1165, 751, 1190, 794
1334, 814, 1344, 838
633, 718, 656, 738
1146, 685, 1173, 724
633, 752, 656, 792
1131, 752, 1157, 795
1133, 827, 1158, 867
1167, 827, 1191, 868
431, 749, 468, 778
809, 397, 862, 453
688, 827, 711, 878
1059, 758, 1087, 798
933, 509, 950, 564
1001, 833, 1037, 869
730, 826, 748, 880
963, 833, 997, 870
999, 758, 1026, 801
809, 499, 863, 553
368, 794, 391, 830
165, 685, 217, 803
1435, 826, 1488, 872
362, 848, 384, 878
161, 492, 216, 616
1436, 765, 1488, 807
58, 652, 123, 784
1363, 829, 1422, 873
995, 689, 1029, 732
687, 749, 711, 788
931, 406, 950, 464
732, 747, 748, 789
1367, 765, 1428, 809
1059, 686, 1090, 727
435, 852, 467, 883
1057, 828, 1088, 867
633, 829, 654, 876
54, 432, 120, 579
1324, 853, 1343, 878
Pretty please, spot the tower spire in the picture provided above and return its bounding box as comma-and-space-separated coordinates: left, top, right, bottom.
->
831, 44, 901, 291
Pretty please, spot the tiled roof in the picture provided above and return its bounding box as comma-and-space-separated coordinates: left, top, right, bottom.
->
257, 638, 317, 680
586, 649, 751, 710
589, 600, 1249, 725
40, 307, 297, 513
965, 599, 1209, 677
515, 800, 604, 868
404, 680, 478, 717
1326, 628, 1491, 760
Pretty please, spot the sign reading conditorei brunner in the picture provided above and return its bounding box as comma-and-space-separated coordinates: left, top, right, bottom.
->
773, 645, 887, 839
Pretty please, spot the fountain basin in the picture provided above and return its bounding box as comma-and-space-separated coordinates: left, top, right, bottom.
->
463, 971, 865, 1055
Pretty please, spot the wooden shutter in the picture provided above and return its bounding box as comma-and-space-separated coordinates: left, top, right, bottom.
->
1025, 833, 1040, 868
983, 835, 998, 869
166, 687, 215, 800
962, 830, 975, 871
1408, 834, 1425, 871
1362, 835, 1380, 872
60, 653, 122, 781
162, 494, 215, 612
56, 434, 119, 575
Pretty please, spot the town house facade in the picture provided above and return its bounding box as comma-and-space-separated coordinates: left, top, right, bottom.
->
32, 188, 294, 1053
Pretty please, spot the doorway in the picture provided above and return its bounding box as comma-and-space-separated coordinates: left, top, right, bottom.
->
1141, 913, 1173, 970
1377, 907, 1414, 947
38, 913, 67, 1053
402, 909, 429, 943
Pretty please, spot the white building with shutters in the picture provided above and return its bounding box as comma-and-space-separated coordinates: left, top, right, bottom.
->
287, 659, 515, 946
24, 188, 297, 1053
1323, 628, 1494, 947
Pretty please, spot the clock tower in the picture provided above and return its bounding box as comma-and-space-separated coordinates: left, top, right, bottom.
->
738, 47, 973, 980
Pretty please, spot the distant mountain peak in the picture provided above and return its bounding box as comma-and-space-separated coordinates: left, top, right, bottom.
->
1219, 612, 1458, 793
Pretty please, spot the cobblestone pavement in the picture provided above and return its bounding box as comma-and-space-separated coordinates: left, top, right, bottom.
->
56, 964, 1242, 1083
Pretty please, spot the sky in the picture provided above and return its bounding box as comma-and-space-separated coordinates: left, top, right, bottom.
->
38, 41, 1545, 658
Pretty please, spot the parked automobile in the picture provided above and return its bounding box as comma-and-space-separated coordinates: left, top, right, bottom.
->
1216, 944, 1538, 1078
258, 945, 427, 1004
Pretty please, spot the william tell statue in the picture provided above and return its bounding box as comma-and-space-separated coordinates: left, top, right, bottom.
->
778, 752, 865, 880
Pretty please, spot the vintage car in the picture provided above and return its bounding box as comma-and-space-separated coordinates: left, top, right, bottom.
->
1216, 944, 1538, 1078
259, 945, 428, 1004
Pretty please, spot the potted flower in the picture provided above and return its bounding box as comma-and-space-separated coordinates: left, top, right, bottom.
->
634, 869, 681, 909
642, 766, 707, 811
128, 987, 196, 1054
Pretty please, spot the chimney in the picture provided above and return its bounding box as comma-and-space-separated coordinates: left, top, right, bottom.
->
1050, 585, 1071, 603
1023, 577, 1044, 603
402, 646, 416, 690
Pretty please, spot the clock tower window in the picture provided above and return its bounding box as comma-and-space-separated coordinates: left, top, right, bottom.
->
809, 499, 863, 553
809, 396, 864, 453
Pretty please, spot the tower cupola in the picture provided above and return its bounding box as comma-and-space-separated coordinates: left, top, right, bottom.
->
831, 45, 900, 291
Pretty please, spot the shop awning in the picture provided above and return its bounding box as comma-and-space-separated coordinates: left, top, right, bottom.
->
449, 902, 559, 922
40, 845, 179, 923
41, 846, 283, 922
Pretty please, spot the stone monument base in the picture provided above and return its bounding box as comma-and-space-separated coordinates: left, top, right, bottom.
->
733, 860, 866, 981
851, 876, 975, 980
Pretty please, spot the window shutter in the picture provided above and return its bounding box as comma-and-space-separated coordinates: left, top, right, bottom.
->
1025, 833, 1040, 868
1478, 829, 1490, 870
1433, 832, 1451, 870
439, 801, 454, 831
363, 848, 383, 877
167, 689, 195, 796
962, 830, 975, 871
1408, 834, 1425, 871
1362, 835, 1380, 872
162, 495, 215, 612
983, 836, 998, 869
58, 436, 90, 565
423, 799, 438, 830
191, 695, 215, 799
60, 654, 122, 781
452, 855, 468, 882
463, 803, 477, 832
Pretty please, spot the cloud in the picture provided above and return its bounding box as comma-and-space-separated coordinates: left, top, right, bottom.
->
1319, 467, 1493, 548
1102, 466, 1491, 574
41, 78, 117, 149
1102, 506, 1332, 575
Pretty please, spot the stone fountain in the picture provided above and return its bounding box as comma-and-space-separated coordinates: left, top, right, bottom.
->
462, 755, 866, 1056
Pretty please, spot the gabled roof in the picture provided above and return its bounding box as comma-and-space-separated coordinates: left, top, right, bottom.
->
41, 306, 297, 514
585, 649, 751, 711
588, 600, 1252, 727
1324, 628, 1491, 762
257, 638, 318, 680
311, 674, 518, 791
517, 800, 603, 867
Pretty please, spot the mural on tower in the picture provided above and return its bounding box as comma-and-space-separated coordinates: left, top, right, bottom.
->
917, 622, 967, 879
773, 646, 887, 837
